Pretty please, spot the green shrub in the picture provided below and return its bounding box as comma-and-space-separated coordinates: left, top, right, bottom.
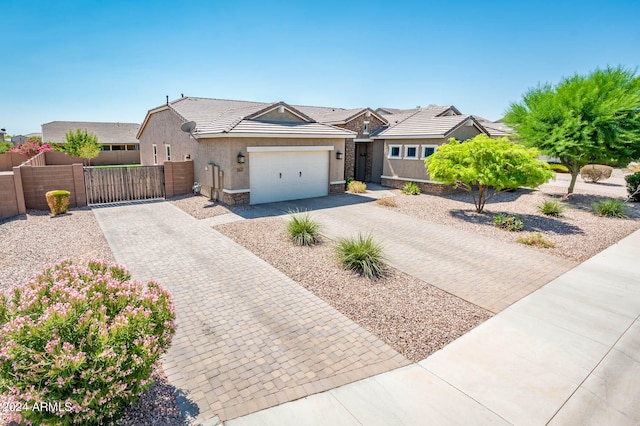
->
335, 233, 385, 279
0, 260, 176, 425
591, 199, 628, 218
580, 164, 613, 183
493, 214, 524, 231
286, 211, 321, 246
516, 232, 555, 248
347, 180, 367, 193
537, 199, 566, 216
376, 197, 397, 207
548, 163, 569, 173
45, 190, 71, 216
402, 181, 421, 195
626, 171, 640, 202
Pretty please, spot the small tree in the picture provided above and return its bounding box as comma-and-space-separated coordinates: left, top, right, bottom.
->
504, 66, 640, 194
0, 140, 12, 154
64, 129, 102, 165
426, 135, 554, 213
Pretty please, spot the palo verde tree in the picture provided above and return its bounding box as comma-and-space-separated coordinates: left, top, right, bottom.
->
426, 135, 554, 213
64, 129, 102, 165
504, 66, 640, 194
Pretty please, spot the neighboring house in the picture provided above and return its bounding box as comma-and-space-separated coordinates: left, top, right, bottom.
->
373, 105, 494, 191
137, 97, 355, 205
42, 121, 140, 151
11, 132, 42, 146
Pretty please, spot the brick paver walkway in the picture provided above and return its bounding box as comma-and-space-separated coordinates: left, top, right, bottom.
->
93, 202, 408, 423
251, 195, 577, 313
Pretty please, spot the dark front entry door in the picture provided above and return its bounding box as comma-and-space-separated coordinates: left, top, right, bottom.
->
355, 143, 367, 181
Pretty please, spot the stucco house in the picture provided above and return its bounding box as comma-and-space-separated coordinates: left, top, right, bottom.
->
11, 132, 42, 146
42, 121, 140, 151
137, 97, 355, 204
370, 105, 507, 192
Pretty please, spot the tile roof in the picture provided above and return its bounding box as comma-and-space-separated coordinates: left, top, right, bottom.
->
475, 118, 512, 137
42, 121, 140, 145
164, 97, 355, 138
293, 105, 386, 125
377, 111, 487, 138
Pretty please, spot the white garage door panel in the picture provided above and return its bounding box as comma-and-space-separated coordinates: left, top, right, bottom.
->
250, 151, 329, 204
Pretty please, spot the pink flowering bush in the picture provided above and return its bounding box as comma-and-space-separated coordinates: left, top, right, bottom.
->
0, 260, 176, 425
9, 136, 53, 157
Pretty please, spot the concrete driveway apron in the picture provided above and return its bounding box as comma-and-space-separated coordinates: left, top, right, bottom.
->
92, 201, 408, 424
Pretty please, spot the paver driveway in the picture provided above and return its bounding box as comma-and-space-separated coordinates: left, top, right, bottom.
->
244, 194, 577, 313
92, 201, 408, 423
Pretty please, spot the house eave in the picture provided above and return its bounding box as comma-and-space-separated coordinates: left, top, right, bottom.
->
194, 132, 354, 139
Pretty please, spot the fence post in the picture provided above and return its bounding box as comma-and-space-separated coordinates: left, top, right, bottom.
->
12, 166, 26, 214
72, 163, 87, 207
164, 162, 174, 199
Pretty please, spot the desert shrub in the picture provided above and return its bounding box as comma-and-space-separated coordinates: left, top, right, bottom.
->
626, 171, 640, 202
493, 214, 524, 231
623, 162, 640, 174
335, 233, 385, 279
0, 140, 12, 154
46, 190, 71, 215
402, 181, 421, 195
591, 199, 628, 218
376, 197, 397, 207
537, 199, 566, 216
580, 164, 613, 183
286, 210, 321, 246
9, 136, 53, 157
548, 163, 570, 173
516, 233, 555, 248
0, 260, 176, 425
347, 180, 367, 193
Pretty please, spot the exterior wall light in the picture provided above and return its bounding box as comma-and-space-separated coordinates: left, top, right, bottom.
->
336, 151, 343, 160
237, 152, 246, 164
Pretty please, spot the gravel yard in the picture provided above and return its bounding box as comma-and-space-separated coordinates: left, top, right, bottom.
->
170, 193, 252, 219
215, 217, 493, 362
379, 183, 640, 262
0, 208, 183, 426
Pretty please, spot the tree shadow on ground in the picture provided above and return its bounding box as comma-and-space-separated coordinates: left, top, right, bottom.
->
449, 209, 585, 235
437, 187, 536, 206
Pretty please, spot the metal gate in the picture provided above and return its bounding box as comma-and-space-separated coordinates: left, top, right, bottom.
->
84, 166, 165, 204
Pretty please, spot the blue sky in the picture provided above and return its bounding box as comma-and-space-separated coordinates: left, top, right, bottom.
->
2, 0, 639, 135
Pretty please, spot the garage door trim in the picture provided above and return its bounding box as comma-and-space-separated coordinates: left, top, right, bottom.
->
247, 145, 334, 153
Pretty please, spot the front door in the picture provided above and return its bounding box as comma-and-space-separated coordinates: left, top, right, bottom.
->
355, 143, 367, 182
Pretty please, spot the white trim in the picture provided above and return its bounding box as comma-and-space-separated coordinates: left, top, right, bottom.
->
388, 144, 402, 159
152, 144, 158, 165
165, 144, 171, 161
250, 105, 311, 123
363, 121, 370, 135
195, 132, 354, 139
420, 144, 438, 159
381, 175, 437, 184
247, 145, 333, 153
404, 144, 419, 160
223, 188, 251, 194
330, 180, 346, 185
353, 138, 372, 142
378, 134, 444, 140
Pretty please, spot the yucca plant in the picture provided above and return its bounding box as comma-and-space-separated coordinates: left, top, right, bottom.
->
538, 199, 566, 216
286, 210, 321, 246
591, 199, 628, 218
335, 233, 385, 279
402, 181, 421, 195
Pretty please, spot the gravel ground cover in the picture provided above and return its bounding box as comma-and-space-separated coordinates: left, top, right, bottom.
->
378, 183, 640, 262
0, 208, 184, 426
215, 217, 493, 362
170, 194, 252, 219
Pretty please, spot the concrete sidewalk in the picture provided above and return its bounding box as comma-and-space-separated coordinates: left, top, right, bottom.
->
228, 228, 640, 425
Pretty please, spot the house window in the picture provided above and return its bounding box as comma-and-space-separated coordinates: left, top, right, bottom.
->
388, 144, 401, 159
152, 144, 158, 165
404, 145, 419, 159
421, 144, 438, 159
363, 121, 370, 135
165, 144, 171, 161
